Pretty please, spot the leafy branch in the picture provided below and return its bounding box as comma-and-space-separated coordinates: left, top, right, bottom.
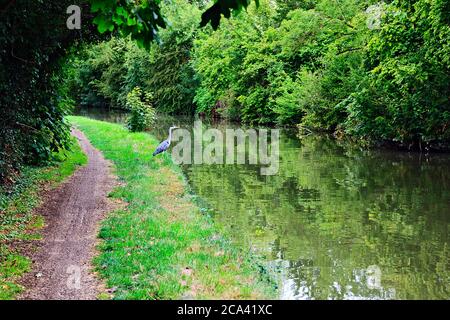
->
90, 0, 259, 49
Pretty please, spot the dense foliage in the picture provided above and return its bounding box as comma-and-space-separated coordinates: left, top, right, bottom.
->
0, 1, 96, 184
192, 0, 450, 146
90, 0, 255, 47
126, 87, 156, 132
0, 0, 245, 183
70, 0, 449, 149
1, 0, 449, 184
63, 0, 200, 114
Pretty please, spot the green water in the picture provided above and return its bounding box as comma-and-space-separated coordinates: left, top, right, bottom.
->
76, 108, 450, 300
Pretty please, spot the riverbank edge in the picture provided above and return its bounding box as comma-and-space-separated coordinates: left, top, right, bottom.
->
0, 138, 87, 300
75, 108, 450, 153
68, 116, 277, 300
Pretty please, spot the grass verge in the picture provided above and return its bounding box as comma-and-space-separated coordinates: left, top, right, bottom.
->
0, 138, 87, 299
68, 116, 276, 299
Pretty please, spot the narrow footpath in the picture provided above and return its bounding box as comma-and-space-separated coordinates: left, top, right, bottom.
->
20, 129, 116, 300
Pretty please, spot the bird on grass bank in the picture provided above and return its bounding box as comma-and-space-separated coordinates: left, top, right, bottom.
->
152, 126, 179, 156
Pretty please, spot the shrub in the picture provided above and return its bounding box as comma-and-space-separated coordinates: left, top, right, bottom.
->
126, 87, 156, 132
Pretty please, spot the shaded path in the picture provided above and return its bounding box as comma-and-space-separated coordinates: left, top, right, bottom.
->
20, 129, 116, 300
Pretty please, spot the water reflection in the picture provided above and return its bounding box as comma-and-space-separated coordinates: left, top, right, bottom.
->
74, 106, 129, 124
74, 108, 450, 300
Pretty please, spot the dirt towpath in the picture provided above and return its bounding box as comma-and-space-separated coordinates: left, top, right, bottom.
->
20, 129, 116, 300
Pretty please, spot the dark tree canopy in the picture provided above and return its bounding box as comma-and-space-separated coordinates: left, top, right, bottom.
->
0, 1, 93, 183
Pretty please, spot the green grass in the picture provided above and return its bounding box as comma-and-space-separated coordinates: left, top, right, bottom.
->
68, 116, 276, 300
0, 138, 87, 300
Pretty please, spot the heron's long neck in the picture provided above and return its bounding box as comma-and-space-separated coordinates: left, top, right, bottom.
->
168, 128, 174, 143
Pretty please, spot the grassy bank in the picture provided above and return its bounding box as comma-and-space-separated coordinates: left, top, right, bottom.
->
0, 138, 87, 299
68, 116, 276, 299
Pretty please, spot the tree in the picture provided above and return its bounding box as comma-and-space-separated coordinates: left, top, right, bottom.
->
0, 1, 97, 183
90, 0, 259, 48
346, 0, 450, 145
0, 0, 256, 183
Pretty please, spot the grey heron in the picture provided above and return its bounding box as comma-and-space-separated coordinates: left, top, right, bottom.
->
152, 126, 179, 156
